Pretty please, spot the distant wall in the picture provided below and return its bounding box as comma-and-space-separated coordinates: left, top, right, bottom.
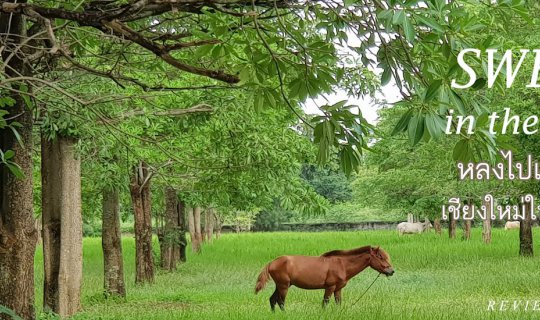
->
221, 219, 527, 233
222, 221, 400, 233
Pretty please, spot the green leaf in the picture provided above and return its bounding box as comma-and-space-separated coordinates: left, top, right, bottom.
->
449, 90, 466, 114
377, 9, 393, 20
414, 15, 445, 33
254, 94, 264, 112
424, 80, 442, 102
381, 68, 392, 86
425, 114, 445, 139
408, 114, 425, 146
393, 10, 405, 25
402, 16, 415, 42
314, 121, 335, 165
6, 163, 25, 179
0, 96, 16, 108
391, 109, 413, 136
475, 112, 490, 127
0, 305, 24, 320
452, 139, 472, 162
471, 78, 487, 90
4, 150, 15, 160
9, 126, 24, 148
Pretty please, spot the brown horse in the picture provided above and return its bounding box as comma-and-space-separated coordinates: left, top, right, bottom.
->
254, 246, 394, 311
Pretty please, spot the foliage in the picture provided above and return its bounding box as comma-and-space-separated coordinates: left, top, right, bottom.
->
1, 0, 531, 179
253, 202, 294, 231
293, 204, 401, 223
301, 164, 353, 204
223, 210, 258, 232
0, 95, 24, 178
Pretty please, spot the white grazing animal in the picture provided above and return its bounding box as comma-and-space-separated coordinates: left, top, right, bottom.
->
505, 221, 520, 230
397, 221, 432, 235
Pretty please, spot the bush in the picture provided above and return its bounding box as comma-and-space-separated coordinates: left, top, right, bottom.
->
254, 207, 293, 231
294, 203, 402, 223
83, 223, 98, 237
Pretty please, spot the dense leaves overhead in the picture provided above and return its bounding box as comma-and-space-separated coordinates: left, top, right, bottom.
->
0, 0, 535, 218
1, 0, 532, 176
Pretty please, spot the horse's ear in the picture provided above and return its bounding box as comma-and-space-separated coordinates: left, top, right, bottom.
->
375, 246, 380, 253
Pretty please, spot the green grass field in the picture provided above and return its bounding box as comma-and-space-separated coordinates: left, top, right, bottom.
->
34, 229, 540, 319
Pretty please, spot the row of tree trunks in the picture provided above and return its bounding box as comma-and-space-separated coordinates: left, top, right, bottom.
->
129, 161, 154, 284
160, 187, 188, 271
186, 207, 222, 252
102, 188, 126, 297
443, 198, 491, 243
41, 135, 83, 317
0, 6, 38, 319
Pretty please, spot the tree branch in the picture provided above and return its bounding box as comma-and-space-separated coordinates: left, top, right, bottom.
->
100, 103, 213, 124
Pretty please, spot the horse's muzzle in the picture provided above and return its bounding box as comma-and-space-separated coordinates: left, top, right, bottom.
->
384, 268, 395, 276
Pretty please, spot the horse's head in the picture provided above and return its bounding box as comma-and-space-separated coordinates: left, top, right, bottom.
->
369, 246, 394, 276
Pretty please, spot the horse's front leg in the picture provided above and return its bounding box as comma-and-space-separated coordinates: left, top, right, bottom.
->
322, 286, 335, 308
334, 282, 346, 305
334, 289, 342, 305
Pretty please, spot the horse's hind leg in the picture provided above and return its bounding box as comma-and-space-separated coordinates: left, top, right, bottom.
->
277, 284, 289, 311
269, 289, 278, 312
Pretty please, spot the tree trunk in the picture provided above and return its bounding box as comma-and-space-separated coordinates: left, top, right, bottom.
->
129, 161, 154, 284
187, 207, 201, 253
0, 6, 38, 320
161, 187, 177, 271
214, 211, 222, 239
194, 207, 203, 248
206, 208, 214, 242
482, 198, 492, 244
448, 214, 456, 239
177, 200, 187, 262
41, 136, 83, 317
434, 218, 442, 235
203, 209, 208, 242
201, 208, 206, 243
102, 189, 126, 297
462, 220, 471, 240
519, 200, 533, 257
35, 218, 43, 245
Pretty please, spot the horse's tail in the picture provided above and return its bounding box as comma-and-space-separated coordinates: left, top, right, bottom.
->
255, 263, 271, 294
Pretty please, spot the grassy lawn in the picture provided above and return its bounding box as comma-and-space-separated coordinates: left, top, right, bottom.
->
34, 229, 540, 319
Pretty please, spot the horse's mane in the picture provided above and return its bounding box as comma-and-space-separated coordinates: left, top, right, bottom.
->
321, 246, 372, 257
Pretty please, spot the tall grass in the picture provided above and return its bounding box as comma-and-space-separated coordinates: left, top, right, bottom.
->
34, 229, 540, 319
